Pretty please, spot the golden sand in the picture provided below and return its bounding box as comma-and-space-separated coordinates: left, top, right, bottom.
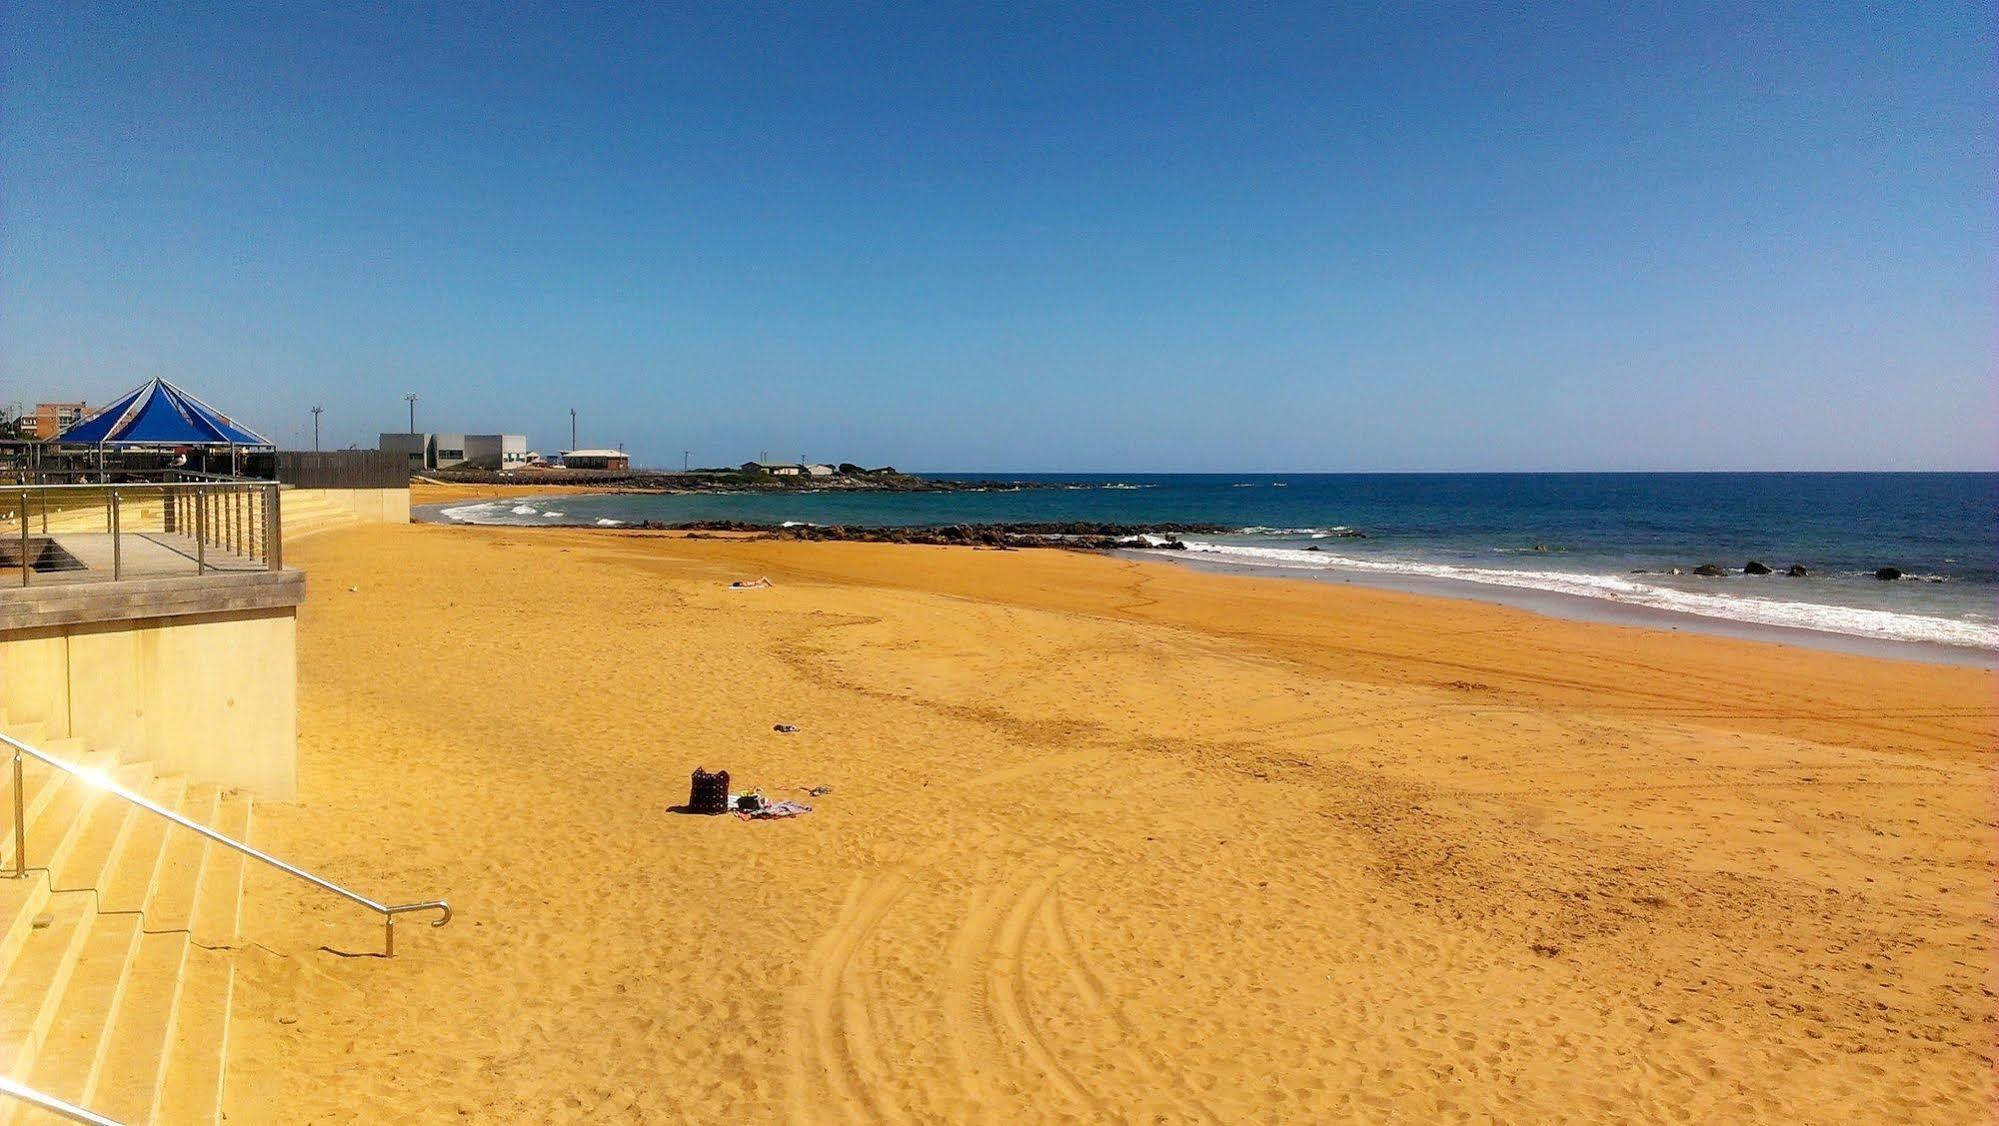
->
225, 522, 1996, 1122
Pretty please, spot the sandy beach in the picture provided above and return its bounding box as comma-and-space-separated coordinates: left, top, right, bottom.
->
223, 521, 1996, 1122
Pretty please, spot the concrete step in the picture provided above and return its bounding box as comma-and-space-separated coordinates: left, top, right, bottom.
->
17, 751, 117, 894
0, 730, 85, 852
0, 878, 52, 1006
49, 762, 155, 897
98, 776, 188, 915
0, 762, 157, 1088
0, 892, 92, 1085
88, 785, 220, 1123
0, 747, 111, 979
18, 775, 190, 1112
21, 912, 141, 1113
156, 793, 251, 1125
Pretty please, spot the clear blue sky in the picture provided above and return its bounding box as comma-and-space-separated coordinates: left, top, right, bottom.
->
2, 4, 1990, 470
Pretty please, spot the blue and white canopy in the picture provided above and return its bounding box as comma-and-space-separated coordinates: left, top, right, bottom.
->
56, 378, 273, 448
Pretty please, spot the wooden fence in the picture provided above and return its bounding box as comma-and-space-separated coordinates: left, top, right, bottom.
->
274, 450, 409, 490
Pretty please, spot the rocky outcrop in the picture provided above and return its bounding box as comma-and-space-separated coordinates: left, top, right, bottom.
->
1692, 563, 1726, 577
1743, 560, 1772, 575
648, 521, 1220, 552
1874, 567, 1903, 581
1786, 564, 1809, 577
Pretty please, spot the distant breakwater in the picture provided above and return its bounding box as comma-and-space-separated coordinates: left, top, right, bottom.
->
420, 469, 1062, 493
652, 519, 1233, 550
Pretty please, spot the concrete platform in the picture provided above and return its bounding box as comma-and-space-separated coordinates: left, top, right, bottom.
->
1, 531, 267, 587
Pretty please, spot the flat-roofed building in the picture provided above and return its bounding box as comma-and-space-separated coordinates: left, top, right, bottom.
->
428, 433, 468, 469
380, 432, 431, 469
564, 449, 630, 471
462, 434, 530, 469
741, 460, 804, 476
22, 402, 87, 440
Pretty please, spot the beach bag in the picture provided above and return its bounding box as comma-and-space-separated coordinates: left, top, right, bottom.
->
688, 768, 730, 815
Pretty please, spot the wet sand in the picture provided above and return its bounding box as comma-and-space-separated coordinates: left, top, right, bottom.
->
226, 521, 1997, 1122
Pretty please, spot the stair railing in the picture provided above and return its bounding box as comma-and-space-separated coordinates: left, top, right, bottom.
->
2, 729, 450, 956
0, 1074, 121, 1125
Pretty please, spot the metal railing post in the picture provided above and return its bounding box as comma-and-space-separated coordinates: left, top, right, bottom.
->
12, 750, 23, 879
18, 491, 28, 588
110, 489, 121, 581
267, 486, 282, 571
194, 486, 207, 574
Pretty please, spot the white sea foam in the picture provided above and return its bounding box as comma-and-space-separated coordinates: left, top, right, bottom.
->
510, 505, 538, 515
542, 511, 564, 518
1238, 525, 1351, 538
438, 501, 509, 522
595, 518, 623, 526
1179, 540, 1999, 650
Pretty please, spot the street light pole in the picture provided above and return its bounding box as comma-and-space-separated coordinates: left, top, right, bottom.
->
405, 393, 419, 434
569, 408, 577, 452
311, 405, 324, 451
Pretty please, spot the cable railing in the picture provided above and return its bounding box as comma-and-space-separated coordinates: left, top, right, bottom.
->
1, 479, 282, 587
2, 729, 450, 956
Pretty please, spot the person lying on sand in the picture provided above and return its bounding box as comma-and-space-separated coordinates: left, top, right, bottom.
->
729, 577, 773, 589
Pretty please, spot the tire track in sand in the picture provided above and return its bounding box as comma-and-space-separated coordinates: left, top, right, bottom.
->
945, 854, 1107, 1115
1038, 889, 1222, 1124
789, 852, 938, 1124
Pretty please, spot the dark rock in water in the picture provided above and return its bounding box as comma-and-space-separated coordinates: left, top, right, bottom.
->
1305, 545, 1322, 552
1874, 567, 1903, 581
1667, 567, 1684, 575
1786, 564, 1809, 577
1743, 560, 1772, 575
1531, 544, 1550, 553
1692, 563, 1726, 577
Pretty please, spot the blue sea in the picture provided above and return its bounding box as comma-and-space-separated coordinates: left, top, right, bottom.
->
434, 473, 1998, 653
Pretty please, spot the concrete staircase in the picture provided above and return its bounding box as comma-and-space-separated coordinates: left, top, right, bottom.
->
0, 715, 248, 1124
276, 489, 367, 541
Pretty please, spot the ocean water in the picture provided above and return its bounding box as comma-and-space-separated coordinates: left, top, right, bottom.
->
434, 473, 1998, 652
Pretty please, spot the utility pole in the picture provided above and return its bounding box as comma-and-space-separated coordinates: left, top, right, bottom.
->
683, 450, 690, 473
404, 393, 419, 434
569, 408, 577, 452
311, 405, 324, 451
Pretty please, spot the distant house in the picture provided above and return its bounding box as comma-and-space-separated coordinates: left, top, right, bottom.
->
564, 449, 630, 471
805, 463, 836, 477
741, 460, 805, 476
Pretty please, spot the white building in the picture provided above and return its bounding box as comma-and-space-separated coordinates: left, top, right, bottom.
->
379, 432, 530, 470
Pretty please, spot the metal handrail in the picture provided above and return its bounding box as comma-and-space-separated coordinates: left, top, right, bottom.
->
0, 1075, 121, 1125
1, 480, 273, 492
1, 730, 449, 956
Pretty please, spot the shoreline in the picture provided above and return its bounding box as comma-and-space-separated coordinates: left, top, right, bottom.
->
1132, 549, 1999, 670
414, 497, 1994, 669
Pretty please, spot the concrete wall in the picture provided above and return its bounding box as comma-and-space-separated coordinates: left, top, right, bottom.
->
0, 605, 298, 798
281, 487, 411, 526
